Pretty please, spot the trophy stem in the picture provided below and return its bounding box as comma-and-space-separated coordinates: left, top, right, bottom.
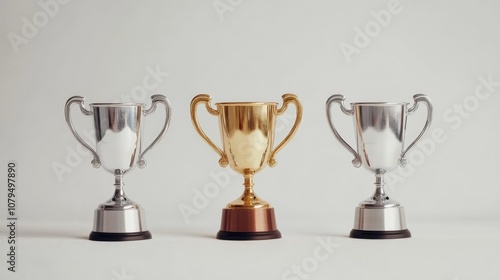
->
242, 171, 256, 206
372, 171, 387, 202
227, 170, 269, 208
112, 171, 127, 202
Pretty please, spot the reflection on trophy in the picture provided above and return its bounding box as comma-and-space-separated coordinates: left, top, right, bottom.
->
191, 94, 302, 240
65, 95, 171, 241
326, 94, 432, 239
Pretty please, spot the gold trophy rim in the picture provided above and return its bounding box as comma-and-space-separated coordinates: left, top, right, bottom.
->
215, 101, 279, 106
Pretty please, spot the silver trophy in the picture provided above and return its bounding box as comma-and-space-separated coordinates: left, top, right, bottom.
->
65, 95, 171, 241
326, 94, 432, 239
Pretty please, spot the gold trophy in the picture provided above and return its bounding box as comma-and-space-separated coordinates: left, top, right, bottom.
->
190, 94, 302, 240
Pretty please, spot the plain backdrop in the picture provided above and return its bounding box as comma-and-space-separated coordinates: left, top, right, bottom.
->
0, 0, 499, 279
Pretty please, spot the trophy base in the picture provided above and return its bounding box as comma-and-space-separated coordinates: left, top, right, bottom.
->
349, 229, 411, 239
217, 207, 281, 241
351, 205, 410, 239
90, 201, 151, 241
89, 231, 152, 241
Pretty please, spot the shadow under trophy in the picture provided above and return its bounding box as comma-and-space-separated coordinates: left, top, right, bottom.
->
65, 95, 171, 241
326, 94, 432, 239
190, 94, 302, 240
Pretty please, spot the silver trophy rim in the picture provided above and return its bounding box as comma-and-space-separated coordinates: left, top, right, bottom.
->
350, 102, 409, 106
90, 103, 146, 107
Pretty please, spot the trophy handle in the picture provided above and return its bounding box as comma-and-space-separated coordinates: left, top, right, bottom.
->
64, 96, 101, 168
268, 94, 303, 167
190, 94, 228, 167
399, 94, 433, 167
325, 94, 362, 168
137, 95, 172, 168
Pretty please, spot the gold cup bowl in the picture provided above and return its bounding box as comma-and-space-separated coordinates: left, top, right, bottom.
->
191, 94, 302, 240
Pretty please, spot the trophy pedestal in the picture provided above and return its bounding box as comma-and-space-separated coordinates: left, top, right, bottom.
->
350, 205, 411, 239
89, 201, 151, 242
217, 208, 282, 240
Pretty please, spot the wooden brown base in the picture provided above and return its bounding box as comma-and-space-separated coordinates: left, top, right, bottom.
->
217, 207, 281, 240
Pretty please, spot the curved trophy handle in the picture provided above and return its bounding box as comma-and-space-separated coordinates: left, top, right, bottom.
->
268, 94, 303, 167
190, 94, 228, 167
325, 94, 361, 168
399, 94, 433, 167
137, 94, 172, 168
64, 96, 101, 168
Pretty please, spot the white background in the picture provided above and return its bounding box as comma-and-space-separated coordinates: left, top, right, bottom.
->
1, 0, 499, 279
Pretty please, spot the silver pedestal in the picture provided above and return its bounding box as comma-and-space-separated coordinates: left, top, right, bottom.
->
350, 196, 410, 239
89, 195, 151, 241
353, 205, 407, 231
350, 178, 411, 239
89, 178, 151, 241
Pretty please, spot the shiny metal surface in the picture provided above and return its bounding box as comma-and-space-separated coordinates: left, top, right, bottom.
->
352, 206, 407, 231
326, 94, 433, 234
352, 102, 408, 173
93, 202, 148, 233
92, 103, 142, 173
191, 94, 302, 209
65, 95, 171, 235
218, 102, 277, 173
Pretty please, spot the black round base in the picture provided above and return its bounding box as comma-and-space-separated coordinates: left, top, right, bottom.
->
89, 231, 152, 242
216, 230, 282, 241
350, 229, 411, 239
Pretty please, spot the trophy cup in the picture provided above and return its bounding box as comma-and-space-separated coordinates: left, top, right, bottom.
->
190, 94, 302, 240
326, 94, 432, 239
64, 95, 171, 241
